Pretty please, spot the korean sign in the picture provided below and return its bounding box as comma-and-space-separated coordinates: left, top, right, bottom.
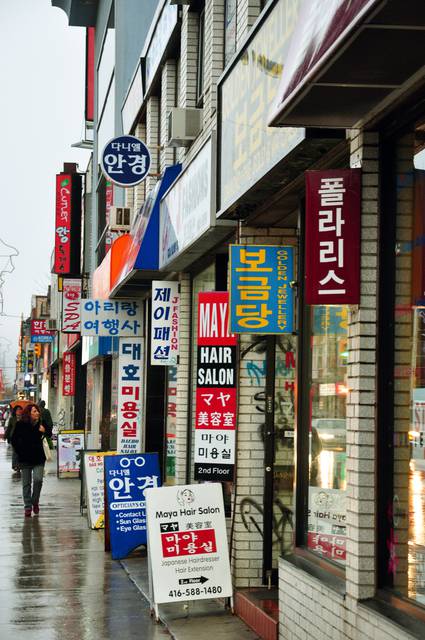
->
305, 170, 361, 304
81, 299, 143, 337
31, 319, 54, 343
194, 292, 237, 482
230, 245, 294, 334
62, 352, 76, 396
101, 135, 151, 188
151, 281, 180, 365
57, 430, 84, 479
145, 483, 233, 605
54, 173, 72, 274
308, 487, 346, 565
105, 453, 160, 560
117, 338, 143, 454
61, 278, 82, 333
83, 451, 116, 529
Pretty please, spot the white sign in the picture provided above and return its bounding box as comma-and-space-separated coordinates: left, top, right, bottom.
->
145, 483, 233, 604
151, 281, 180, 365
83, 452, 111, 529
144, 1, 178, 93
62, 278, 82, 333
81, 299, 144, 337
122, 60, 143, 134
160, 138, 213, 268
117, 338, 144, 454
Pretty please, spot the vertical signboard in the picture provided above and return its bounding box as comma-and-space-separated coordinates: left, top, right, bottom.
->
104, 453, 160, 560
117, 338, 143, 454
166, 366, 177, 484
229, 245, 294, 334
145, 483, 233, 605
26, 348, 34, 373
62, 352, 76, 396
194, 292, 237, 482
62, 278, 82, 333
54, 173, 72, 274
305, 170, 361, 305
151, 281, 180, 365
105, 181, 114, 252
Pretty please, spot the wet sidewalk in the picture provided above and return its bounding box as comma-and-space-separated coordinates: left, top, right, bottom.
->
0, 441, 259, 640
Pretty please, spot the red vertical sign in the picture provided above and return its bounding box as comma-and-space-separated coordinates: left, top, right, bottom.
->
54, 173, 72, 274
194, 292, 238, 482
62, 352, 76, 396
305, 169, 361, 305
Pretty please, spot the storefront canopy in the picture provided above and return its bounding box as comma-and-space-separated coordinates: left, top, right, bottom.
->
269, 0, 425, 128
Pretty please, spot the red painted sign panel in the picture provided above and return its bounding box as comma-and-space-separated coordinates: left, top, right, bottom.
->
62, 352, 76, 396
54, 174, 72, 274
305, 169, 361, 305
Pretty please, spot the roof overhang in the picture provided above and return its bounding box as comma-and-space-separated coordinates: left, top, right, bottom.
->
51, 0, 98, 27
269, 0, 425, 129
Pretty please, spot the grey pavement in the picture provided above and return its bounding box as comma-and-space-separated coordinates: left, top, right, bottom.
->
0, 440, 259, 640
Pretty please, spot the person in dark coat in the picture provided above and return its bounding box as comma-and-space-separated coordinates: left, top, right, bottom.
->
11, 403, 52, 517
38, 400, 53, 431
4, 405, 23, 473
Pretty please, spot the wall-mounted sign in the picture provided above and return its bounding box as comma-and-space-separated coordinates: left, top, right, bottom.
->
57, 430, 84, 478
105, 453, 160, 560
81, 299, 143, 337
101, 135, 151, 188
62, 352, 76, 396
117, 338, 143, 454
160, 138, 214, 268
229, 244, 294, 334
151, 281, 180, 365
144, 1, 178, 95
194, 292, 237, 482
54, 173, 72, 274
61, 278, 82, 333
145, 483, 233, 605
305, 169, 361, 305
31, 319, 54, 343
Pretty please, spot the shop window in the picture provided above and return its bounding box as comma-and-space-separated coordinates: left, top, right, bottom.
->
306, 305, 348, 566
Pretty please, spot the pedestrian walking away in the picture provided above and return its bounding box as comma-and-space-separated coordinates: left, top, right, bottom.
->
4, 404, 23, 473
39, 400, 53, 431
11, 403, 52, 517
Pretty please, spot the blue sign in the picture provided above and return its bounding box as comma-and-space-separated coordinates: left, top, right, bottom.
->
101, 135, 151, 187
30, 335, 53, 343
104, 453, 161, 560
230, 244, 294, 334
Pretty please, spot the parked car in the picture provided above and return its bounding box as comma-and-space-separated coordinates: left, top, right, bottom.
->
312, 418, 346, 451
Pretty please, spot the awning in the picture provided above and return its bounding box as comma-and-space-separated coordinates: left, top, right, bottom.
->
92, 235, 132, 299
269, 0, 425, 128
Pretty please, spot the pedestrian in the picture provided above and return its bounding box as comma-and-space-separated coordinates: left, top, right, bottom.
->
38, 400, 53, 431
4, 404, 23, 473
11, 403, 52, 517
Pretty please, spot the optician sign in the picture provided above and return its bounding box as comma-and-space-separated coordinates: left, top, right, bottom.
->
194, 292, 237, 482
81, 299, 144, 337
145, 483, 233, 606
117, 338, 143, 454
105, 453, 160, 560
61, 278, 82, 333
151, 281, 180, 365
101, 135, 151, 188
230, 244, 294, 334
305, 169, 361, 305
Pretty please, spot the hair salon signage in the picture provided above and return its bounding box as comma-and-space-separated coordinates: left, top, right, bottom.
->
305, 169, 361, 305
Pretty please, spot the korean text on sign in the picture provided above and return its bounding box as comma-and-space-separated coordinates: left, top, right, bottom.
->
101, 135, 151, 188
151, 281, 180, 365
117, 338, 143, 454
81, 299, 143, 337
54, 173, 72, 274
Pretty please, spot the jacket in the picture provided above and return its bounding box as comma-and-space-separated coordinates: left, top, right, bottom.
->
4, 416, 17, 444
11, 420, 53, 466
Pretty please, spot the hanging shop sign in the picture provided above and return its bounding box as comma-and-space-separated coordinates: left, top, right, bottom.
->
81, 299, 143, 337
57, 430, 84, 478
62, 352, 76, 396
26, 348, 34, 373
61, 278, 82, 333
194, 292, 237, 482
229, 244, 294, 334
104, 453, 160, 560
145, 483, 233, 607
83, 451, 116, 529
31, 319, 54, 343
151, 281, 180, 366
101, 135, 151, 188
54, 173, 72, 274
305, 169, 361, 305
117, 338, 143, 454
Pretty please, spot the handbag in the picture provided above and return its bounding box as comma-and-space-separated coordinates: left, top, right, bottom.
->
42, 436, 52, 462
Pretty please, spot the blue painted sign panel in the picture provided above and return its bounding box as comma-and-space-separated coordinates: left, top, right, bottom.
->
230, 244, 294, 334
101, 135, 151, 187
105, 453, 161, 560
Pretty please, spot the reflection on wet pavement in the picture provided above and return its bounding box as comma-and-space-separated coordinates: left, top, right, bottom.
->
0, 441, 169, 640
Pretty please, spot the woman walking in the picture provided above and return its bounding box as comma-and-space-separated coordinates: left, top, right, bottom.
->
4, 405, 23, 473
11, 403, 52, 517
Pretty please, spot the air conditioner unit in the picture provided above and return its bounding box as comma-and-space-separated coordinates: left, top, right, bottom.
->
109, 206, 132, 232
47, 319, 58, 331
167, 108, 203, 147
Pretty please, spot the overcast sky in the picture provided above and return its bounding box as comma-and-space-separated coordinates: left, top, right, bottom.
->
0, 0, 90, 384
